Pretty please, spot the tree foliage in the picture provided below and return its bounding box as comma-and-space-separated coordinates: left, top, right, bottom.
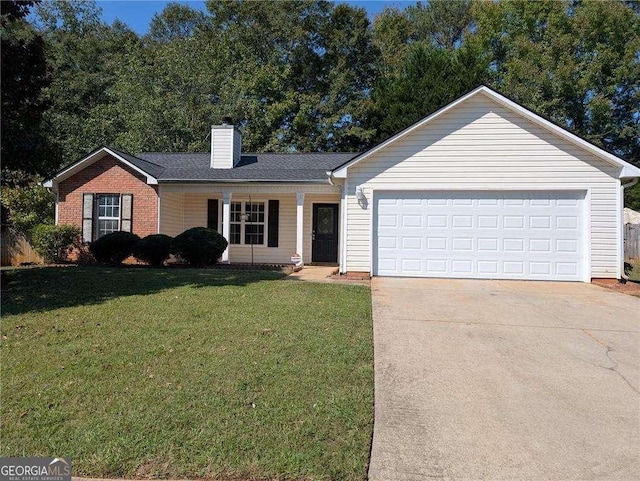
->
473, 0, 640, 162
368, 42, 489, 141
367, 0, 487, 141
3, 0, 636, 182
0, 182, 54, 235
407, 0, 475, 51
1, 0, 60, 184
33, 0, 140, 163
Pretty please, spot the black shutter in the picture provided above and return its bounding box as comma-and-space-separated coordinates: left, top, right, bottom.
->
120, 194, 133, 232
268, 199, 279, 247
208, 199, 219, 231
82, 193, 94, 242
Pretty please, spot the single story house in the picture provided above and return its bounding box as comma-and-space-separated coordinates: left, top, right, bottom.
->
44, 85, 640, 282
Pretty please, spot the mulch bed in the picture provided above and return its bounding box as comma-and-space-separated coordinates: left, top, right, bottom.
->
592, 278, 640, 297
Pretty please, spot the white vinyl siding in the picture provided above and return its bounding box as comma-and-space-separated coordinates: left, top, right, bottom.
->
345, 93, 620, 278
210, 127, 234, 169
159, 191, 341, 264
159, 191, 184, 236
177, 193, 296, 264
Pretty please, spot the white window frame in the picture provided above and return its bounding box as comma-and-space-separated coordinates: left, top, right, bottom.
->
96, 194, 120, 239
228, 201, 266, 246
230, 201, 242, 245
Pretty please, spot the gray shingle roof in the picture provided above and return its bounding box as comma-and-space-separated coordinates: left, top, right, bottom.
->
106, 146, 166, 179
136, 152, 359, 182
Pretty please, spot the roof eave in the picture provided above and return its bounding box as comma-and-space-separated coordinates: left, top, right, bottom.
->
43, 146, 159, 186
157, 178, 332, 184
620, 164, 640, 179
330, 85, 639, 179
330, 85, 487, 177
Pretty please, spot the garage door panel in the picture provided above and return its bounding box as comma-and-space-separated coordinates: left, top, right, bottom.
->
374, 191, 585, 281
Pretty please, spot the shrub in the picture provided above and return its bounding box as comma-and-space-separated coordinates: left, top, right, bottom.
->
171, 227, 228, 266
75, 245, 96, 265
31, 224, 81, 263
133, 234, 173, 266
89, 231, 140, 265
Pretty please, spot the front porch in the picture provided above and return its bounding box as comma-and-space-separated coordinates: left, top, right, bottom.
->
158, 183, 342, 266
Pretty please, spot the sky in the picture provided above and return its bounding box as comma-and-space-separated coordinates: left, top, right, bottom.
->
95, 0, 417, 34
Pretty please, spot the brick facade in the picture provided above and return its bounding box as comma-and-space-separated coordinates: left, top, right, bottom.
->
57, 154, 158, 238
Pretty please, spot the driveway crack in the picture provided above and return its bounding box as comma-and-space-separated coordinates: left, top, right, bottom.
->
583, 329, 639, 396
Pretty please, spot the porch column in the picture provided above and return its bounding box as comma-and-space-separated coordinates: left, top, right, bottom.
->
221, 191, 231, 263
296, 192, 305, 265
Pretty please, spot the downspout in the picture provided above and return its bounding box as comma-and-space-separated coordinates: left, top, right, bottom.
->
326, 171, 335, 186
621, 177, 639, 281
43, 180, 58, 224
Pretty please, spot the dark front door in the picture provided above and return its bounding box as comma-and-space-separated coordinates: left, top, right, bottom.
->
312, 203, 339, 263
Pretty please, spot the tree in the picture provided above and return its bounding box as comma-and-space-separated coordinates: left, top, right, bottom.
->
203, 0, 379, 152
33, 0, 140, 165
368, 41, 488, 142
1, 0, 60, 184
407, 0, 476, 51
367, 0, 486, 143
473, 0, 640, 164
0, 182, 54, 235
148, 2, 206, 43
626, 183, 640, 211
372, 7, 413, 78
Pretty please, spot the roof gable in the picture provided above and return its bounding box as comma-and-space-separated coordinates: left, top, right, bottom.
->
330, 85, 640, 179
43, 146, 161, 188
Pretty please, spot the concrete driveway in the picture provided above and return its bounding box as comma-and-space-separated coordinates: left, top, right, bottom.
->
369, 278, 640, 481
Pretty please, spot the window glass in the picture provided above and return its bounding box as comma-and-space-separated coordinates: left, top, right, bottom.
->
245, 224, 264, 245
97, 195, 120, 238
244, 202, 265, 244
230, 202, 242, 244
246, 202, 265, 223
226, 201, 266, 245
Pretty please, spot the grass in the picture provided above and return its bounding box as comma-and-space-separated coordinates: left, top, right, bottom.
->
0, 267, 373, 480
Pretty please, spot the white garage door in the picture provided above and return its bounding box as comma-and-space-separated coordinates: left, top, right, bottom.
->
374, 191, 585, 281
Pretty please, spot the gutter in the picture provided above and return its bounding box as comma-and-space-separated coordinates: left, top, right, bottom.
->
157, 179, 332, 184
621, 177, 639, 282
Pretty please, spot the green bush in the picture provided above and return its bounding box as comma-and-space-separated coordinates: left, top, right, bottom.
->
89, 231, 140, 265
31, 224, 81, 263
171, 227, 228, 266
133, 234, 173, 266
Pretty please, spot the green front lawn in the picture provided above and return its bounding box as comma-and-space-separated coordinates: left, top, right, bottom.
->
1, 267, 373, 480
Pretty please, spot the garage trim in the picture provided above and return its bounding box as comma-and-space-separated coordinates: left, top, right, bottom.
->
369, 187, 591, 282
